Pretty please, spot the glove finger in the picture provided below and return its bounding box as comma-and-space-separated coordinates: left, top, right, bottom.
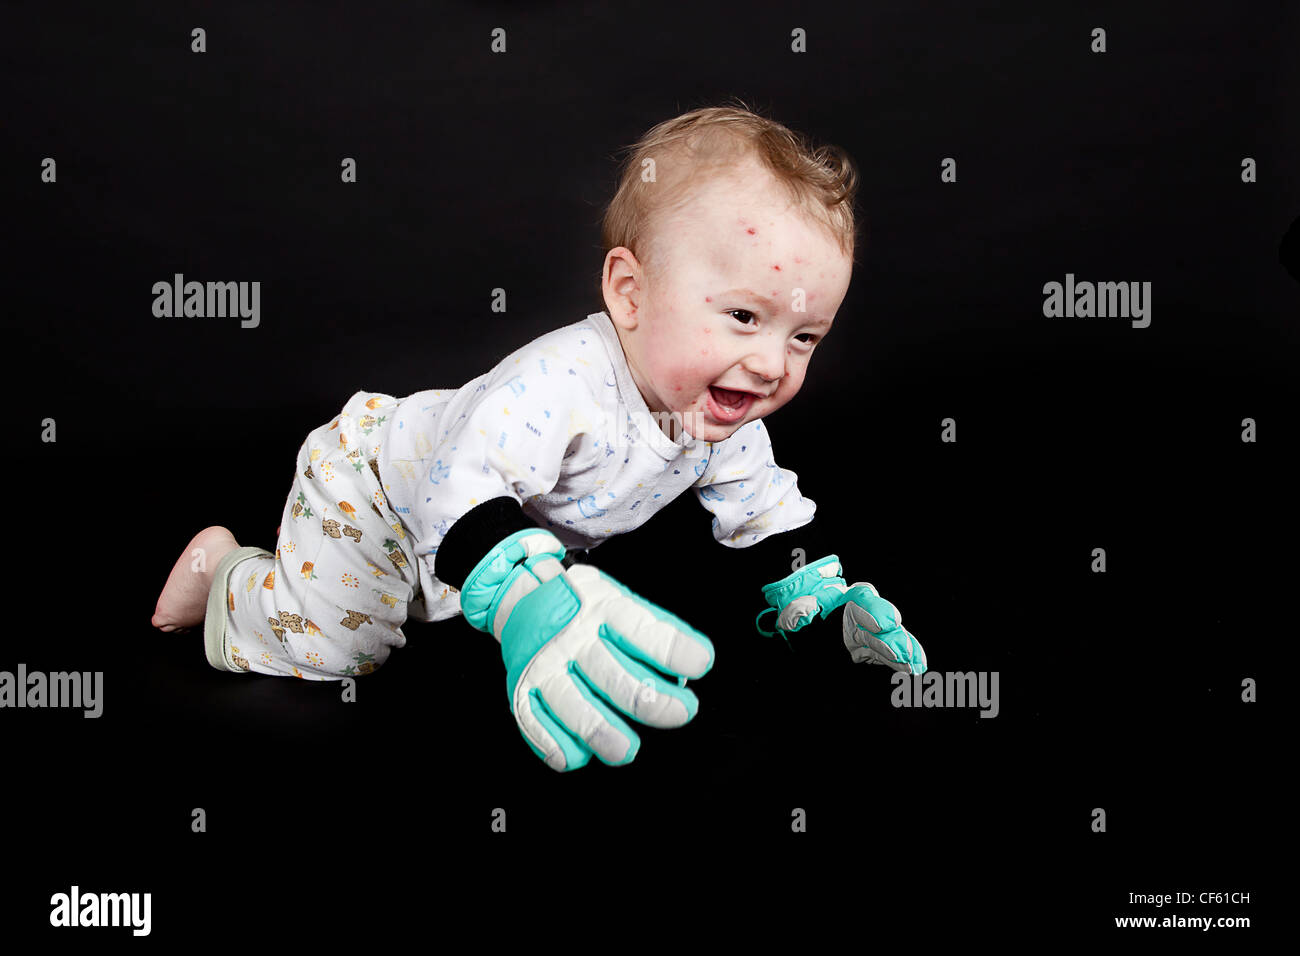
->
843, 604, 923, 674
852, 628, 926, 675
883, 628, 924, 675
534, 666, 642, 767
857, 632, 911, 673
577, 635, 701, 727
842, 600, 882, 650
842, 606, 891, 665
841, 583, 901, 633
571, 565, 714, 678
906, 627, 928, 674
515, 687, 591, 772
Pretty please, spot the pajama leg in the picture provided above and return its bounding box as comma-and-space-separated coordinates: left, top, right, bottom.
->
204, 546, 275, 674
204, 391, 422, 680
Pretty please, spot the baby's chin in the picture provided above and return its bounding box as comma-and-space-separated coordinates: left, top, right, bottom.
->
687, 424, 743, 443
679, 404, 754, 442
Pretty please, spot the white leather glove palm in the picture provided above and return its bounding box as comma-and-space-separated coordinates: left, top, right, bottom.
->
461, 528, 715, 771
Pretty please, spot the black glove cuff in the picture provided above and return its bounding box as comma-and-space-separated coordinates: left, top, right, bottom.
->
435, 496, 540, 591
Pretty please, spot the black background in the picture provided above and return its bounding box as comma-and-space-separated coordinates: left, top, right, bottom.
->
4, 0, 1293, 942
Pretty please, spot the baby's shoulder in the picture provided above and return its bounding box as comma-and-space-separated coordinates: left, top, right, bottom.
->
482, 318, 615, 405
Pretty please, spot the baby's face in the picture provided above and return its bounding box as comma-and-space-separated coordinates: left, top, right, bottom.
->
605, 161, 853, 444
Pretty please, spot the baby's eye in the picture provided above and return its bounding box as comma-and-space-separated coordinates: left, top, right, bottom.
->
726, 309, 757, 326
795, 333, 819, 346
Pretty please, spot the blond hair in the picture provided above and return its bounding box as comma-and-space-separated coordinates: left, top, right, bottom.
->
600, 99, 860, 284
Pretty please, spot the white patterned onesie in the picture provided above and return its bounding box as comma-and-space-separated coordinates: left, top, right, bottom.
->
203, 310, 816, 680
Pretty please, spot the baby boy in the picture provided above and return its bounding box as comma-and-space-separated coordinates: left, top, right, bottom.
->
152, 104, 928, 772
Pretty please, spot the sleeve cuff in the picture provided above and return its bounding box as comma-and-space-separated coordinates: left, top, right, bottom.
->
719, 513, 834, 588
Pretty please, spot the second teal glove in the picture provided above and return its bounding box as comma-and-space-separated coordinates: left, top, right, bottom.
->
755, 555, 928, 675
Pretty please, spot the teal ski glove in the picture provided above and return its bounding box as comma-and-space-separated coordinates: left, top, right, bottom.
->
755, 554, 927, 675
460, 527, 715, 772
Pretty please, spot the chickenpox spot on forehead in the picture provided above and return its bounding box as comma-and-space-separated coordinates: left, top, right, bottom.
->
772, 264, 781, 271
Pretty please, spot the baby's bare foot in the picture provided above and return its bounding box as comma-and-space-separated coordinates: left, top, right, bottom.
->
152, 526, 240, 632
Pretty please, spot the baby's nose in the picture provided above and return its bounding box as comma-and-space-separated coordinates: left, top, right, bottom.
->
744, 337, 787, 382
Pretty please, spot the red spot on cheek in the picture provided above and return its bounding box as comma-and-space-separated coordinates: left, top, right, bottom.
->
704, 296, 711, 302
772, 264, 781, 271
747, 228, 757, 235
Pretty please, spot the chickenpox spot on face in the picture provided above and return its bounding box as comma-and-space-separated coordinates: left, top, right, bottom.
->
747, 228, 757, 235
705, 296, 712, 302
772, 264, 781, 271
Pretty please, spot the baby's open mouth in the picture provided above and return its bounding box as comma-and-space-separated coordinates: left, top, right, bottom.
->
709, 386, 750, 408
707, 386, 756, 423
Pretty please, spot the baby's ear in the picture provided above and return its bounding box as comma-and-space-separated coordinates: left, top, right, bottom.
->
602, 247, 643, 307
